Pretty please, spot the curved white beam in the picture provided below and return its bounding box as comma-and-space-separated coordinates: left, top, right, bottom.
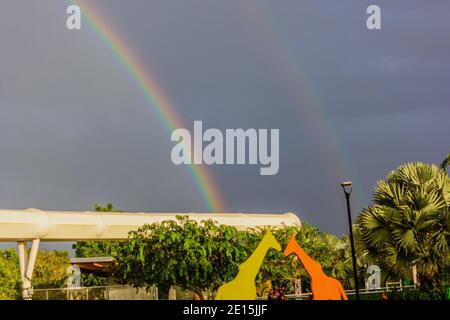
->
0, 209, 301, 241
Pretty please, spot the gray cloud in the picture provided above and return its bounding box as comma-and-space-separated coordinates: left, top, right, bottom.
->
0, 1, 449, 253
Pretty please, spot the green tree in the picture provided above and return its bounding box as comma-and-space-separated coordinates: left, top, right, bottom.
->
72, 203, 123, 286
356, 162, 450, 287
114, 216, 250, 299
32, 251, 71, 289
329, 235, 366, 290
0, 249, 21, 299
0, 249, 71, 299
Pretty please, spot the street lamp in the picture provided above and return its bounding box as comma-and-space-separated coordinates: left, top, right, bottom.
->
340, 181, 360, 300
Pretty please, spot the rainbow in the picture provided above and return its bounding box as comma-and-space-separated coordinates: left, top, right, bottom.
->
230, 1, 363, 198
69, 1, 225, 212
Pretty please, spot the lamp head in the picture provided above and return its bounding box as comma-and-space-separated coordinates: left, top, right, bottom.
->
341, 181, 353, 195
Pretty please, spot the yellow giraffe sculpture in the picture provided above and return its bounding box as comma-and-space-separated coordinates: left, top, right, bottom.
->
215, 231, 281, 300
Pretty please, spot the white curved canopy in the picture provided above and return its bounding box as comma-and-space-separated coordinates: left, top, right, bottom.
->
0, 209, 301, 241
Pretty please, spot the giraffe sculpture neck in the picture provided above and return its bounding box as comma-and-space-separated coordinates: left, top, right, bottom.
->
287, 237, 323, 277
239, 234, 274, 281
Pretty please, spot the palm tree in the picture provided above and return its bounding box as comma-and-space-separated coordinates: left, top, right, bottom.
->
356, 162, 450, 288
441, 153, 450, 172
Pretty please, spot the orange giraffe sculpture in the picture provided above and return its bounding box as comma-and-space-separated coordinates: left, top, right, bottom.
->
284, 235, 348, 300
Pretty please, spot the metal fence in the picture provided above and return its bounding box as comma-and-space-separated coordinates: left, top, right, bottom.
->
33, 284, 418, 300
344, 284, 416, 300
256, 285, 417, 300
33, 285, 158, 300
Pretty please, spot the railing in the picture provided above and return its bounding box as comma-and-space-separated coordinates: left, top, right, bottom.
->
33, 284, 418, 300
345, 284, 416, 300
33, 285, 158, 300
256, 285, 417, 300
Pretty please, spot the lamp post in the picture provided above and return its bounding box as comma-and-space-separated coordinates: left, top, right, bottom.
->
340, 181, 360, 300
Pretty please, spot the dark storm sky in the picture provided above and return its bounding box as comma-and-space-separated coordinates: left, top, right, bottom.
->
0, 1, 449, 251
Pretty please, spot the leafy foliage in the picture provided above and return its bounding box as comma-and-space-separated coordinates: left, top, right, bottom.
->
0, 249, 72, 298
329, 235, 366, 289
0, 249, 21, 299
385, 284, 449, 300
32, 251, 71, 289
114, 216, 250, 299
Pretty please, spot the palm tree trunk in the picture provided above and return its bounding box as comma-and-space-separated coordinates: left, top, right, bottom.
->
412, 264, 418, 287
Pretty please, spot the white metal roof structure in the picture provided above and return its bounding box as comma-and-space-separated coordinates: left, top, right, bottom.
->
0, 208, 301, 299
0, 208, 301, 241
